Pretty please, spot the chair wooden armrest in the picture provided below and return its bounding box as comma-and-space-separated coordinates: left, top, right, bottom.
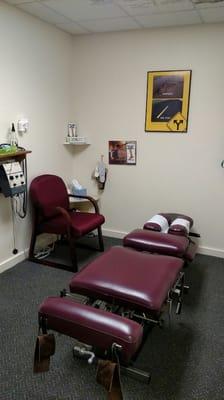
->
55, 206, 72, 226
68, 194, 100, 214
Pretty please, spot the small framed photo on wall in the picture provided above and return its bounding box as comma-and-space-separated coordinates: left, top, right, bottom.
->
145, 70, 192, 133
109, 141, 136, 165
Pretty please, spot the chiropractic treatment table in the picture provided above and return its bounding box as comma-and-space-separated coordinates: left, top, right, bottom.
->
34, 213, 199, 399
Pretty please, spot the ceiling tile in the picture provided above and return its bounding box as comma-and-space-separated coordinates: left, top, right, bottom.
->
135, 9, 201, 28
154, 0, 194, 13
16, 2, 71, 24
42, 0, 127, 21
114, 0, 157, 16
198, 6, 224, 22
194, 0, 224, 8
4, 0, 224, 35
3, 0, 36, 4
79, 16, 141, 32
115, 0, 194, 16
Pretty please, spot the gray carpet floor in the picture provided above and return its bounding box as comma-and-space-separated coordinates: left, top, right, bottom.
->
0, 237, 224, 400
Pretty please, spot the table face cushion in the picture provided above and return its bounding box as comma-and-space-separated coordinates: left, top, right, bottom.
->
70, 246, 183, 312
123, 229, 189, 257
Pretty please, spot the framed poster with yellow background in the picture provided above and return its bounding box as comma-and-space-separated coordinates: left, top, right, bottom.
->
145, 70, 192, 133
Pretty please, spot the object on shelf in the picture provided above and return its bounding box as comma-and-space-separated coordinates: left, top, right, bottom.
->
0, 144, 17, 155
68, 122, 78, 138
70, 179, 87, 196
65, 122, 90, 144
9, 123, 18, 147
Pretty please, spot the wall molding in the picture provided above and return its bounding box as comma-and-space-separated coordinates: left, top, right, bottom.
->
1, 233, 224, 274
102, 228, 127, 239
197, 245, 224, 259
0, 249, 28, 274
103, 228, 224, 259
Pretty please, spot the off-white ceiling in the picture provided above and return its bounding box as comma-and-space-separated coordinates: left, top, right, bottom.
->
3, 0, 224, 34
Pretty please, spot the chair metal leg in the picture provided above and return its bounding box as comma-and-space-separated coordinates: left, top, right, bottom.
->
97, 226, 104, 252
29, 227, 37, 259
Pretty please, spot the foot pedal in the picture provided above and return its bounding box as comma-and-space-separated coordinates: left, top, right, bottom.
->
73, 342, 95, 364
176, 301, 182, 315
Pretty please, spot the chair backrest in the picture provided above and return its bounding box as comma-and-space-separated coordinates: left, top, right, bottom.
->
30, 174, 69, 218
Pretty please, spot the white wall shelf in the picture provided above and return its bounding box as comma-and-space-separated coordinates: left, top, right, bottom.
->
63, 141, 90, 146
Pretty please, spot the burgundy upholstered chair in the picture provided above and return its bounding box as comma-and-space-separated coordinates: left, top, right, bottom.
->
29, 174, 105, 272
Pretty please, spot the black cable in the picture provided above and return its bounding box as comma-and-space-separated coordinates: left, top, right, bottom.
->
10, 198, 18, 254
13, 146, 28, 218
21, 156, 28, 218
13, 193, 27, 219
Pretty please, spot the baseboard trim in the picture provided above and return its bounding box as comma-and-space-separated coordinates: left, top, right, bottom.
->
103, 228, 224, 259
0, 249, 28, 274
1, 234, 223, 275
103, 228, 127, 239
197, 245, 224, 259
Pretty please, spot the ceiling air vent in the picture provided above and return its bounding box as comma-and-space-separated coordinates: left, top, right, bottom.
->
193, 0, 224, 4
89, 0, 113, 4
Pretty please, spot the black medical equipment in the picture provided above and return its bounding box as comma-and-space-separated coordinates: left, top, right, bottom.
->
0, 145, 28, 217
0, 161, 26, 197
0, 144, 30, 254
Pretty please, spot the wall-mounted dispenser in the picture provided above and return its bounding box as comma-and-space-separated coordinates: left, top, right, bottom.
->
17, 118, 29, 134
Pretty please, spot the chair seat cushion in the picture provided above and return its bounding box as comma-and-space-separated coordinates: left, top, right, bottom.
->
70, 212, 105, 236
70, 246, 183, 312
123, 229, 189, 258
39, 296, 143, 363
40, 211, 105, 237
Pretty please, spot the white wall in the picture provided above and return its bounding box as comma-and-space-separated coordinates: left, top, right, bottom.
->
71, 24, 224, 257
0, 2, 223, 268
0, 2, 73, 270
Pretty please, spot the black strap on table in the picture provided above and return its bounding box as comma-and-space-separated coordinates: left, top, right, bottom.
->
96, 343, 123, 400
33, 333, 55, 373
96, 359, 123, 400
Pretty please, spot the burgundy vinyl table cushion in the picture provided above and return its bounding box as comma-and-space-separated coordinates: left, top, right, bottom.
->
39, 296, 143, 363
69, 246, 183, 312
123, 229, 189, 258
